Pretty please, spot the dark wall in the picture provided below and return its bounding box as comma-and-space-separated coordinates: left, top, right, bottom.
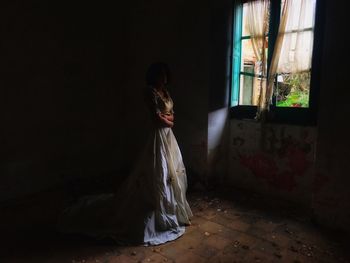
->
1, 1, 63, 200
63, 2, 128, 178
207, 0, 232, 185
0, 1, 129, 201
312, 0, 350, 233
1, 0, 214, 201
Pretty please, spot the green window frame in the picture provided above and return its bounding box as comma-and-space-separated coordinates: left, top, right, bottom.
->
230, 0, 324, 125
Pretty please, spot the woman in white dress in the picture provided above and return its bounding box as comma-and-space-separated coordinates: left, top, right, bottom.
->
58, 62, 192, 246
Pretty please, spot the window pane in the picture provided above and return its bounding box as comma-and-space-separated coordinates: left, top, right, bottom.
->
242, 1, 270, 37
242, 3, 250, 37
241, 39, 255, 73
275, 0, 316, 108
286, 0, 316, 31
239, 74, 266, 106
241, 38, 268, 76
240, 74, 254, 105
276, 72, 310, 108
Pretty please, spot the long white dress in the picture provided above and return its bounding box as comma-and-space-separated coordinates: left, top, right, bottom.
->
57, 87, 192, 246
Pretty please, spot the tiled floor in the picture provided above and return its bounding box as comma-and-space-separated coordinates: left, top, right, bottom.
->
1, 190, 349, 263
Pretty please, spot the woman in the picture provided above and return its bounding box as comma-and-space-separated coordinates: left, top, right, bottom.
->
58, 62, 192, 246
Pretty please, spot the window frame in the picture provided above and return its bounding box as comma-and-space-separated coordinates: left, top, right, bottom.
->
229, 0, 325, 125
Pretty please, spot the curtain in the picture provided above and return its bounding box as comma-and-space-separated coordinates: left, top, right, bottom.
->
277, 0, 316, 73
246, 0, 270, 63
246, 0, 270, 110
256, 0, 290, 119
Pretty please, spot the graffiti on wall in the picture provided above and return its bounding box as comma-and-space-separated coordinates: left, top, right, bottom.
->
233, 125, 314, 192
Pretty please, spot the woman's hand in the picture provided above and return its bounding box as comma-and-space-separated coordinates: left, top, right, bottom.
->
162, 113, 174, 122
157, 113, 174, 128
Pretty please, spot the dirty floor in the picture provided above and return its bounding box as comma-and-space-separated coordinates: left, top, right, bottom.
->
1, 190, 349, 263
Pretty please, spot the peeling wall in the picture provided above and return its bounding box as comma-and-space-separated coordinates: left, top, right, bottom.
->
227, 121, 317, 206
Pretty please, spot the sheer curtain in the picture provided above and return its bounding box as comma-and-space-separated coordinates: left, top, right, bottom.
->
247, 0, 270, 63
256, 0, 289, 119
251, 0, 316, 120
276, 0, 316, 73
246, 0, 270, 109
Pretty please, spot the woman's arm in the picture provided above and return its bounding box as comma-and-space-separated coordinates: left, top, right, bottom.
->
162, 113, 174, 122
157, 113, 174, 128
144, 89, 174, 127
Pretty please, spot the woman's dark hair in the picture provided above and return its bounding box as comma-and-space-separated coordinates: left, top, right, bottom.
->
146, 62, 171, 86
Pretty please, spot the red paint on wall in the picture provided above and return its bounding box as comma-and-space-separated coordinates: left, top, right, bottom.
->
239, 153, 278, 181
240, 154, 298, 191
286, 146, 310, 175
238, 138, 311, 192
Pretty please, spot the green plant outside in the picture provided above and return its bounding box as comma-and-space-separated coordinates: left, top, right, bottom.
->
277, 90, 309, 107
277, 72, 311, 108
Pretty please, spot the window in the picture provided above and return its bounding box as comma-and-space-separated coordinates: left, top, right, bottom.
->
230, 0, 323, 124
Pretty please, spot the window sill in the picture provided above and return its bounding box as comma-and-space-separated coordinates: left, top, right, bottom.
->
229, 105, 317, 126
